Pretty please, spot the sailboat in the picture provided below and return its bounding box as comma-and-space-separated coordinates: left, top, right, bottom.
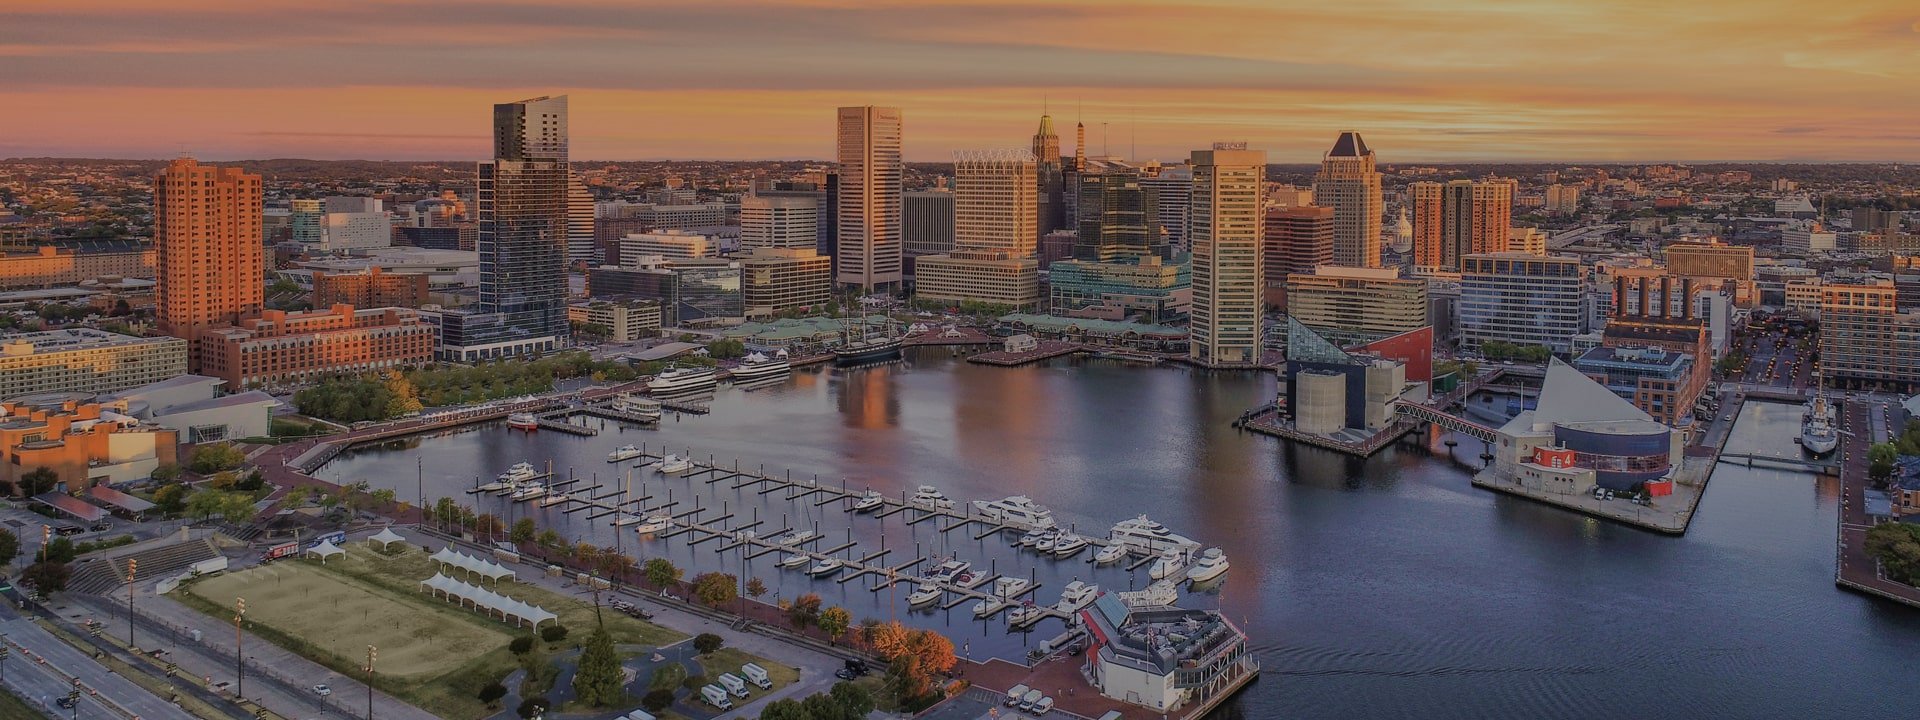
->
834, 315, 903, 365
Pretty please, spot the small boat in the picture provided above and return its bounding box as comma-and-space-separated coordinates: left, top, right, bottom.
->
1094, 544, 1127, 565
1148, 551, 1183, 581
507, 413, 539, 431
1017, 530, 1046, 547
851, 491, 886, 513
929, 559, 970, 580
498, 462, 538, 483
536, 492, 570, 508
607, 445, 643, 462
1056, 581, 1098, 613
474, 478, 513, 493
652, 455, 693, 475
1186, 547, 1230, 583
648, 366, 718, 393
611, 513, 645, 527
777, 530, 817, 547
779, 553, 811, 569
1006, 602, 1046, 628
954, 570, 992, 590
729, 352, 791, 382
972, 597, 1007, 617
909, 485, 955, 510
807, 558, 843, 576
634, 515, 672, 534
991, 576, 1030, 599
907, 583, 942, 607
970, 496, 1058, 529
1051, 534, 1089, 558
508, 483, 548, 502
1035, 532, 1060, 552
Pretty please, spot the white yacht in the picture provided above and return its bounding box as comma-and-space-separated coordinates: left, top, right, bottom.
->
1051, 534, 1089, 558
851, 492, 886, 513
1017, 530, 1046, 547
1109, 515, 1201, 556
508, 482, 548, 502
777, 530, 817, 547
729, 352, 791, 382
498, 462, 539, 483
1006, 603, 1046, 628
907, 583, 942, 607
1035, 532, 1061, 552
1186, 547, 1230, 583
652, 455, 693, 475
972, 597, 1007, 617
991, 576, 1030, 599
537, 492, 570, 508
779, 553, 811, 569
1148, 550, 1183, 581
929, 559, 970, 580
1093, 544, 1127, 565
953, 570, 992, 590
910, 485, 955, 510
634, 515, 672, 534
648, 366, 717, 393
611, 393, 664, 420
806, 557, 843, 576
607, 445, 643, 462
475, 477, 514, 493
611, 512, 645, 527
970, 496, 1057, 529
1056, 581, 1098, 613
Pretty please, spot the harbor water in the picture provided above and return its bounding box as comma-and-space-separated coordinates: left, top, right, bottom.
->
318, 349, 1920, 718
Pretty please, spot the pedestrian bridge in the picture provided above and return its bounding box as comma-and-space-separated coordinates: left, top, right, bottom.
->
1395, 402, 1498, 443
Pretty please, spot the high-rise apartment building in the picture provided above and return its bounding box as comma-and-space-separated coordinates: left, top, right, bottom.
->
567, 173, 596, 264
835, 106, 904, 291
1141, 167, 1192, 254
1314, 132, 1383, 268
1460, 253, 1586, 356
1819, 282, 1920, 391
1263, 205, 1335, 307
1546, 184, 1581, 214
1188, 144, 1266, 366
290, 198, 323, 244
154, 157, 264, 371
1410, 179, 1511, 271
741, 195, 819, 250
914, 149, 1041, 309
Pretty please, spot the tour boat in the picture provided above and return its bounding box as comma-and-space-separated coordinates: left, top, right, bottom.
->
648, 366, 718, 394
508, 482, 548, 502
1148, 551, 1183, 581
611, 394, 663, 421
507, 413, 540, 431
806, 558, 843, 576
1093, 544, 1127, 565
498, 462, 539, 483
1006, 602, 1046, 628
779, 553, 811, 569
1110, 515, 1201, 556
537, 492, 571, 508
1051, 534, 1089, 558
954, 570, 993, 590
1186, 547, 1231, 583
851, 491, 886, 513
634, 515, 672, 535
607, 445, 643, 462
652, 455, 693, 475
907, 584, 943, 607
910, 485, 955, 510
729, 352, 791, 382
777, 530, 817, 547
991, 576, 1030, 599
1056, 581, 1098, 613
971, 597, 1007, 617
1801, 391, 1839, 456
970, 496, 1058, 529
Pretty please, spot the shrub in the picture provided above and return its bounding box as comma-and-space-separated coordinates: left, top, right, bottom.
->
682, 674, 707, 691
641, 688, 676, 712
693, 632, 724, 655
516, 696, 547, 719
539, 624, 568, 643
478, 681, 508, 705
509, 636, 535, 654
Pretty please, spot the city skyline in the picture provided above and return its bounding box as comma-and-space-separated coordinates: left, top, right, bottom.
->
3, 1, 1917, 162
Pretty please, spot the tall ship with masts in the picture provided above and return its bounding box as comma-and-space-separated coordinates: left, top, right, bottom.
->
834, 315, 904, 365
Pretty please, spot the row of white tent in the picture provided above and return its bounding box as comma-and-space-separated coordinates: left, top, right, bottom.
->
419, 573, 557, 627
428, 547, 516, 582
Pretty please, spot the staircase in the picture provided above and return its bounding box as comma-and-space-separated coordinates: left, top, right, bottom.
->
68, 539, 221, 595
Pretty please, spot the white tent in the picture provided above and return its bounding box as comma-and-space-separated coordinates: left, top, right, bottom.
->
417, 573, 554, 627
429, 548, 517, 582
306, 540, 345, 563
368, 527, 407, 549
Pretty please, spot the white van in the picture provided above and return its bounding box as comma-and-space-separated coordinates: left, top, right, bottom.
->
625, 711, 657, 720
700, 684, 733, 710
741, 663, 772, 689
717, 673, 750, 698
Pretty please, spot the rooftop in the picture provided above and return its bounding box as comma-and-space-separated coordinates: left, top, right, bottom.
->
1500, 358, 1671, 437
1, 328, 180, 356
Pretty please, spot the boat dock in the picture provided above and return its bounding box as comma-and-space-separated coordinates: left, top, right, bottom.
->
967, 341, 1086, 367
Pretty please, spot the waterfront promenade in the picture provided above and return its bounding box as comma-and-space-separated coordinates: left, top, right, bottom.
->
1834, 397, 1920, 608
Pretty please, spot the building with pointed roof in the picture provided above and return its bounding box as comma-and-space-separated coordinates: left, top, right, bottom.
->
1491, 358, 1683, 494
1314, 131, 1383, 268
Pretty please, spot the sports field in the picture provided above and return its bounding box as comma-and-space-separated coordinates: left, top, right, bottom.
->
189, 561, 512, 678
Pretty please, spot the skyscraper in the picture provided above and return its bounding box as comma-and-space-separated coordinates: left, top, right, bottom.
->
1314, 132, 1383, 268
913, 149, 1040, 309
1074, 171, 1159, 262
153, 157, 263, 371
1188, 144, 1266, 366
1033, 112, 1066, 241
1141, 166, 1192, 253
741, 194, 820, 251
1410, 179, 1512, 271
438, 95, 570, 361
567, 172, 596, 265
836, 106, 904, 292
1263, 205, 1335, 307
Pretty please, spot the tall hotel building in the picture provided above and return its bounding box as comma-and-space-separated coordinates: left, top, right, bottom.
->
154, 158, 264, 371
914, 149, 1040, 309
567, 172, 597, 264
1410, 179, 1513, 271
1188, 144, 1266, 366
835, 106, 904, 292
1313, 132, 1383, 268
437, 95, 571, 361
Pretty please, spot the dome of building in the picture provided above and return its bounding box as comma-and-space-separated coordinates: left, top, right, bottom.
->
1390, 206, 1414, 253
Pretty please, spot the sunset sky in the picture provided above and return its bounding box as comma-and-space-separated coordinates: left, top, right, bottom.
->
3, 0, 1917, 163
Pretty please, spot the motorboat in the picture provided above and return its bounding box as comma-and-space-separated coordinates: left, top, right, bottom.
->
652, 455, 693, 475
1148, 550, 1184, 581
907, 584, 943, 607
910, 485, 955, 510
807, 558, 843, 576
537, 492, 570, 508
777, 530, 817, 547
991, 576, 1030, 599
474, 478, 513, 493
1109, 514, 1201, 556
971, 597, 1007, 617
1035, 532, 1061, 552
611, 512, 645, 527
507, 413, 539, 431
953, 570, 993, 590
1006, 602, 1046, 628
1017, 530, 1046, 547
1093, 544, 1127, 565
634, 515, 672, 535
929, 559, 971, 580
851, 492, 886, 513
607, 445, 643, 462
729, 352, 791, 382
1186, 547, 1231, 583
611, 393, 664, 421
1051, 534, 1089, 558
648, 366, 717, 393
779, 553, 811, 569
1056, 581, 1098, 613
508, 483, 548, 502
1801, 389, 1839, 456
970, 496, 1057, 529
498, 462, 539, 483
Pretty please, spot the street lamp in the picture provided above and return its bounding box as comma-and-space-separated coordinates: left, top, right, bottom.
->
234, 597, 246, 700
365, 645, 377, 720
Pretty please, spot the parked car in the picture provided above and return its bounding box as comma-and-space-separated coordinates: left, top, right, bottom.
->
313, 684, 332, 696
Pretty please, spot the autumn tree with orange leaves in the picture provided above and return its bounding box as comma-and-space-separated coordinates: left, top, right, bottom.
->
860, 621, 956, 708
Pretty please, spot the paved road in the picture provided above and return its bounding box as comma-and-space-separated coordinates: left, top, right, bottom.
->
0, 612, 197, 720
1834, 397, 1920, 606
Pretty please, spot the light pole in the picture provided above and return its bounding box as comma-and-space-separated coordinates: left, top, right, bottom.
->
364, 645, 377, 720
126, 558, 138, 651
233, 597, 246, 700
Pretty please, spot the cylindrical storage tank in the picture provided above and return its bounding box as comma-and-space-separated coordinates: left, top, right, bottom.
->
1296, 370, 1347, 435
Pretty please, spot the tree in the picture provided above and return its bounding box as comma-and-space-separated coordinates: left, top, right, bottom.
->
369, 488, 396, 507
830, 681, 875, 719
187, 444, 245, 474
151, 484, 188, 514
817, 606, 852, 644
22, 562, 70, 594
746, 577, 768, 599
692, 632, 724, 655
1865, 522, 1920, 586
509, 636, 535, 654
150, 464, 181, 483
641, 689, 676, 713
478, 681, 508, 707
515, 696, 547, 720
539, 624, 569, 643
19, 467, 58, 496
802, 694, 845, 720
535, 529, 563, 551
510, 518, 537, 544
682, 674, 707, 692
1869, 443, 1899, 481
758, 698, 808, 720
210, 471, 237, 490
0, 529, 15, 566
867, 622, 956, 707
571, 627, 625, 707
43, 538, 76, 564
643, 557, 682, 591
690, 571, 738, 607
787, 592, 822, 630
706, 339, 747, 359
